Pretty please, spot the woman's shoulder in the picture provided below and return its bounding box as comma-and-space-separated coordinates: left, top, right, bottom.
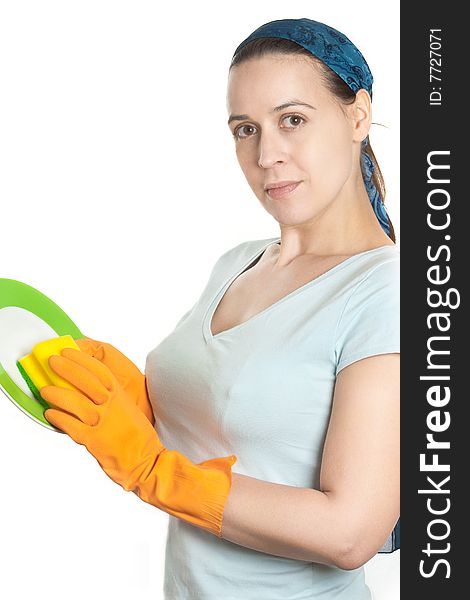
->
214, 236, 280, 267
342, 244, 400, 311
212, 238, 399, 284
356, 244, 400, 283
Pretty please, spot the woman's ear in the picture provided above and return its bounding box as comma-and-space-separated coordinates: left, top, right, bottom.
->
352, 88, 372, 143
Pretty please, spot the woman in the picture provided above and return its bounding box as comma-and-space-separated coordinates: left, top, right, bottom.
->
41, 17, 399, 600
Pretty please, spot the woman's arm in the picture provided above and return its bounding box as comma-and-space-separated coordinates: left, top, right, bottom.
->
220, 353, 400, 570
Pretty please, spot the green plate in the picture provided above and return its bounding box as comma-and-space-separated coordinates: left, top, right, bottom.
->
0, 278, 84, 432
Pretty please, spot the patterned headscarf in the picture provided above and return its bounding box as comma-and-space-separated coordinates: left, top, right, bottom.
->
232, 18, 391, 236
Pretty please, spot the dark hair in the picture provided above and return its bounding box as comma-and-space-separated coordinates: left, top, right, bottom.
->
230, 37, 396, 243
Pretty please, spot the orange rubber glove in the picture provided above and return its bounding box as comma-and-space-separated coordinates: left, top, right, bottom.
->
40, 347, 237, 537
75, 336, 155, 426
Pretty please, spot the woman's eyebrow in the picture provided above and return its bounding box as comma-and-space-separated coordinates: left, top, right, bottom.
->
227, 100, 316, 125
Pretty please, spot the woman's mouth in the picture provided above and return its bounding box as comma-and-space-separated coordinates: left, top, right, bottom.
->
265, 181, 301, 199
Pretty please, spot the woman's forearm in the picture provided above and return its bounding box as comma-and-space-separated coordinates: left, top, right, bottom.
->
219, 472, 358, 570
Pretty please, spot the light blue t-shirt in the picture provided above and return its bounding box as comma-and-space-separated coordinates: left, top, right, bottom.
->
145, 236, 400, 600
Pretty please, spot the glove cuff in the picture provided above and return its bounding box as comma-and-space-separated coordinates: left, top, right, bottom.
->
131, 449, 237, 537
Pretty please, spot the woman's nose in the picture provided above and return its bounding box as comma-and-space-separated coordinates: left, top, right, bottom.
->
257, 131, 287, 168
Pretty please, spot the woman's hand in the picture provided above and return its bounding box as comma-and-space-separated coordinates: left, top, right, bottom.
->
76, 336, 155, 426
39, 346, 237, 537
40, 347, 163, 491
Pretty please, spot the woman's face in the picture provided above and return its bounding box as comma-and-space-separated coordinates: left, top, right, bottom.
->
226, 55, 361, 225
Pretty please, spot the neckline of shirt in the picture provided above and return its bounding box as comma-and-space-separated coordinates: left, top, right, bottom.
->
203, 237, 398, 343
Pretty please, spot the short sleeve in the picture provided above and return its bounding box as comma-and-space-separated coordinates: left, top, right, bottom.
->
334, 258, 400, 375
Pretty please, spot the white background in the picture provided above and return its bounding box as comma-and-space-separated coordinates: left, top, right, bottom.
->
0, 1, 400, 598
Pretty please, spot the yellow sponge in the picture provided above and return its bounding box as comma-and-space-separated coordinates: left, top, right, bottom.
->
17, 334, 81, 405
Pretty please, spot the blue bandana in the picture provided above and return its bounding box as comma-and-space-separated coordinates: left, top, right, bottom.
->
232, 18, 390, 236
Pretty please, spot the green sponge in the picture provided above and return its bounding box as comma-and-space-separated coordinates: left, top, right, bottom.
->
16, 334, 81, 408
16, 360, 50, 409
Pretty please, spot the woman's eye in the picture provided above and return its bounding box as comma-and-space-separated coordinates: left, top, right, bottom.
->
281, 114, 305, 128
234, 124, 257, 140
233, 115, 305, 140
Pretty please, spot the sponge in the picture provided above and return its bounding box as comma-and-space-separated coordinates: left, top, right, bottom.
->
17, 334, 81, 406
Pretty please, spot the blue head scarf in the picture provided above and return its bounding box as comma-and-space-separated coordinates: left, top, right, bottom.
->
232, 18, 391, 236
